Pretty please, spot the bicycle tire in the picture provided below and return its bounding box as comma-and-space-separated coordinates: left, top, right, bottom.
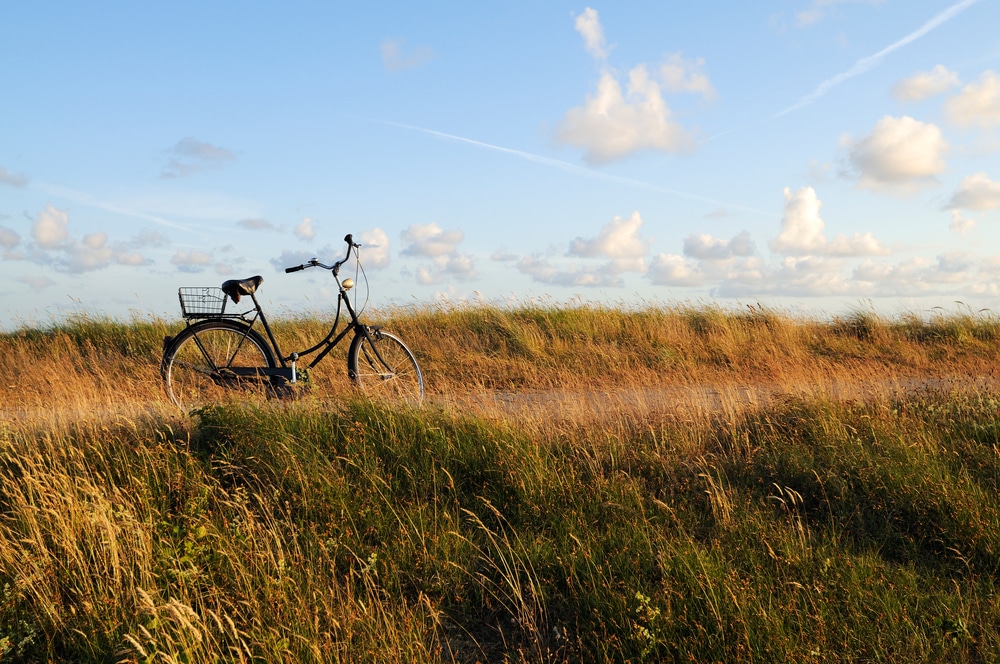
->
348, 329, 424, 406
162, 320, 277, 411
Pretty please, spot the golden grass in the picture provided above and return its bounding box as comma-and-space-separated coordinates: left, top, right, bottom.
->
3, 304, 1000, 660
2, 304, 999, 424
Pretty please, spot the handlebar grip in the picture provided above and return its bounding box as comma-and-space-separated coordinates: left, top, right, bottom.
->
285, 265, 305, 273
344, 233, 354, 246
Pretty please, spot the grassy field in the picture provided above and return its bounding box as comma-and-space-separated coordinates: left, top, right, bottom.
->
2, 304, 1000, 662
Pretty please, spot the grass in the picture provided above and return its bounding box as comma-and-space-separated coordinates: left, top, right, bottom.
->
1, 303, 1000, 661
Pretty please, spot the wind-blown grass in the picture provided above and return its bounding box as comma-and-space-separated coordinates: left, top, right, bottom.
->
2, 304, 1000, 661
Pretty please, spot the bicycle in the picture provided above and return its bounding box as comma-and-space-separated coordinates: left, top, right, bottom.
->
160, 234, 424, 411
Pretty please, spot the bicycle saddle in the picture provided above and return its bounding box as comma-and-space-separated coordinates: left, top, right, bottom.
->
221, 275, 263, 304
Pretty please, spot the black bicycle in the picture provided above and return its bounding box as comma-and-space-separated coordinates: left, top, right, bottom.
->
161, 234, 424, 410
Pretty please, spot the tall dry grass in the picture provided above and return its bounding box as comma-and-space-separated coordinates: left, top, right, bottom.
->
2, 304, 1000, 661
3, 303, 999, 419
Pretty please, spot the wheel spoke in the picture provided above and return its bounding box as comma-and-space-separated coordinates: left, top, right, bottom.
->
351, 331, 424, 405
164, 323, 274, 411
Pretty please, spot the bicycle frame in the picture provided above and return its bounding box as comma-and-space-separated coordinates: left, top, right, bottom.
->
238, 286, 367, 384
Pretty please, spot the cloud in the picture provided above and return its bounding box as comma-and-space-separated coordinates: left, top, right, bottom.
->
0, 167, 28, 188
402, 223, 476, 283
32, 205, 70, 248
516, 212, 651, 287
574, 7, 608, 61
133, 229, 169, 248
556, 68, 697, 164
646, 254, 706, 287
945, 70, 1000, 129
659, 53, 717, 100
569, 211, 649, 260
416, 254, 477, 285
402, 223, 464, 257
238, 218, 279, 231
683, 231, 756, 259
7, 206, 156, 273
516, 255, 623, 288
842, 115, 947, 191
771, 186, 890, 256
850, 252, 992, 295
776, 0, 982, 116
0, 226, 20, 249
892, 65, 961, 101
381, 38, 433, 72
946, 172, 1000, 210
162, 137, 235, 178
950, 210, 977, 235
170, 249, 214, 273
358, 227, 390, 268
771, 187, 827, 254
64, 232, 114, 272
557, 10, 714, 164
295, 216, 316, 240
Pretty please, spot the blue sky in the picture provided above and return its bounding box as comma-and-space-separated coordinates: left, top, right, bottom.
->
2, 0, 1000, 326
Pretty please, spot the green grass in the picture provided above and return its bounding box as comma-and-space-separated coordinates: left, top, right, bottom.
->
3, 305, 1000, 661
2, 391, 1000, 661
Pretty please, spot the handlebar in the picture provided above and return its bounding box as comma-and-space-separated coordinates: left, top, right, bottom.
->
284, 233, 360, 274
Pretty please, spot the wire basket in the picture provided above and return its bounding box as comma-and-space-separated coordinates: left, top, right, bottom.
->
178, 287, 228, 318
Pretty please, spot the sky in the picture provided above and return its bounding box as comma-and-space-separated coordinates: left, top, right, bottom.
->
3, 0, 1000, 327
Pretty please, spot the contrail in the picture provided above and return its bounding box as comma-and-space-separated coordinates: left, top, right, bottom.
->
34, 181, 196, 233
375, 119, 774, 216
775, 0, 983, 117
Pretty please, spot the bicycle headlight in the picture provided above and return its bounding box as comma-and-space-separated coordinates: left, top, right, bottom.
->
342, 278, 355, 291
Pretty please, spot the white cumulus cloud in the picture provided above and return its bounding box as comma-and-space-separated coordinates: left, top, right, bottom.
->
683, 231, 756, 259
358, 227, 390, 269
574, 7, 608, 60
557, 10, 712, 164
771, 187, 827, 254
771, 186, 889, 257
946, 172, 1000, 210
556, 68, 697, 164
402, 223, 464, 257
517, 255, 622, 288
945, 70, 1000, 129
842, 115, 947, 191
171, 249, 214, 273
402, 223, 475, 283
659, 53, 717, 100
569, 210, 649, 259
892, 65, 961, 101
646, 254, 705, 287
295, 216, 316, 240
32, 205, 70, 249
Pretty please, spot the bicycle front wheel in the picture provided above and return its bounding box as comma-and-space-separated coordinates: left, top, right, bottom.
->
162, 321, 276, 411
348, 329, 424, 406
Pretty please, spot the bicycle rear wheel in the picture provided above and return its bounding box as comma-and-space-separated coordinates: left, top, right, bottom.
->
348, 329, 424, 406
162, 320, 276, 411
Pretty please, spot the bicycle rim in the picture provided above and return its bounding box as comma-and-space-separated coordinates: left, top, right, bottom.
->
164, 323, 275, 411
350, 331, 424, 406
